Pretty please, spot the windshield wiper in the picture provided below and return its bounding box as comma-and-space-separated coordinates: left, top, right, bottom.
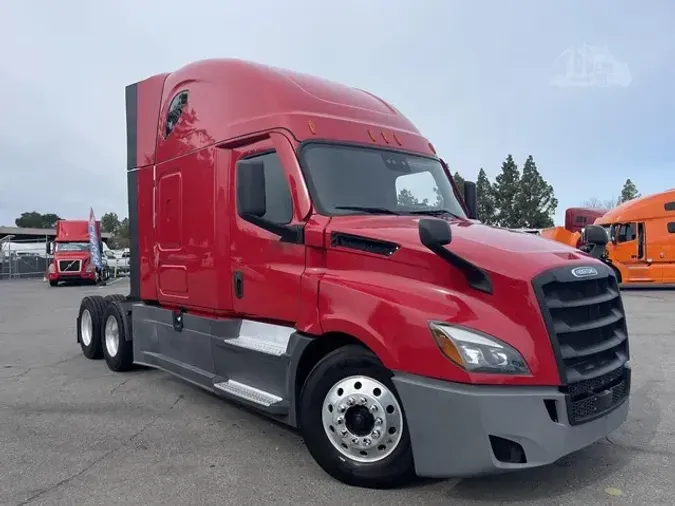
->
406, 209, 461, 218
334, 206, 400, 215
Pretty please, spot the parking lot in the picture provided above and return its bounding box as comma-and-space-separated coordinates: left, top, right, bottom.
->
0, 279, 673, 505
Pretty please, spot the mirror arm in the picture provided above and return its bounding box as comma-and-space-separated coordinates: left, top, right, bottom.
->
240, 213, 305, 244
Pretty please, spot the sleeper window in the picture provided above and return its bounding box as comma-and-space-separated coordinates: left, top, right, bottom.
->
165, 91, 188, 138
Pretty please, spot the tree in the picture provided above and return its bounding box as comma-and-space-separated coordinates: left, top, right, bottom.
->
452, 172, 465, 190
15, 211, 62, 228
619, 179, 640, 203
581, 196, 618, 209
101, 212, 121, 234
514, 155, 558, 228
493, 155, 521, 228
397, 188, 418, 207
115, 218, 130, 249
397, 188, 429, 207
476, 168, 497, 224
433, 186, 443, 207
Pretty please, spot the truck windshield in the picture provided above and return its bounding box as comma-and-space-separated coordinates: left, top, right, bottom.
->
300, 143, 467, 218
55, 242, 89, 252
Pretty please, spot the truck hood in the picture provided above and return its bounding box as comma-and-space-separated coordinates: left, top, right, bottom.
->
325, 215, 589, 281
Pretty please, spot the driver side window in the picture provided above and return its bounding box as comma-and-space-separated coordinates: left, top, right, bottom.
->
617, 223, 636, 243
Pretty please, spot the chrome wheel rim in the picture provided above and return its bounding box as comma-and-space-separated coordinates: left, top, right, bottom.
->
80, 309, 93, 347
104, 315, 120, 357
322, 375, 404, 463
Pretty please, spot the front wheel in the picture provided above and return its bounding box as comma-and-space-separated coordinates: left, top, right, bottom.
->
298, 345, 415, 489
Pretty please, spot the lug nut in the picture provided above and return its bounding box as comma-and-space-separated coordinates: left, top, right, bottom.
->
359, 397, 368, 405
362, 438, 372, 447
341, 429, 348, 438
336, 416, 345, 425
338, 404, 347, 413
374, 417, 383, 426
351, 437, 359, 445
369, 405, 379, 412
346, 397, 355, 406
371, 430, 381, 439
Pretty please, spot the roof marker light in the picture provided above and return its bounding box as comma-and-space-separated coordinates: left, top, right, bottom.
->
392, 133, 403, 146
308, 120, 317, 135
367, 129, 377, 142
381, 131, 390, 144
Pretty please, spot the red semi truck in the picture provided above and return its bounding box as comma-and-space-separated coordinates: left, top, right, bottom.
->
565, 207, 607, 234
75, 59, 631, 488
47, 220, 108, 286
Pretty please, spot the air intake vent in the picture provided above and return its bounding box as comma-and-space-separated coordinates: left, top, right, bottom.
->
330, 232, 399, 256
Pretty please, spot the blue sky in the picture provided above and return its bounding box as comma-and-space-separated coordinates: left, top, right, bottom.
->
1, 0, 673, 226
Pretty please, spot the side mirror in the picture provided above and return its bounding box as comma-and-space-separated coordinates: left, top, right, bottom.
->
46, 242, 52, 255
582, 225, 608, 246
419, 218, 452, 248
235, 158, 304, 244
463, 181, 478, 220
236, 159, 266, 218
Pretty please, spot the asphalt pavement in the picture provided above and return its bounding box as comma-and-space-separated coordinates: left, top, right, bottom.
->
0, 278, 673, 505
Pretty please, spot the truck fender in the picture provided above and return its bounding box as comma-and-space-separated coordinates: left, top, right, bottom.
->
317, 316, 398, 370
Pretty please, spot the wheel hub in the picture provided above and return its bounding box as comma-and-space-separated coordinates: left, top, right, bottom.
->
104, 316, 120, 357
80, 309, 93, 347
321, 375, 404, 463
345, 405, 375, 436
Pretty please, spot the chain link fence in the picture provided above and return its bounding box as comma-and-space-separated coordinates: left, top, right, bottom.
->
0, 238, 51, 280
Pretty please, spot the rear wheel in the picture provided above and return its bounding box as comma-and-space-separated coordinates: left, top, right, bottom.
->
102, 301, 134, 372
77, 296, 107, 359
104, 294, 126, 304
48, 280, 58, 287
298, 345, 415, 489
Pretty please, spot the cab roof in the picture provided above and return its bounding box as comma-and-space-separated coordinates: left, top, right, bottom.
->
595, 188, 675, 223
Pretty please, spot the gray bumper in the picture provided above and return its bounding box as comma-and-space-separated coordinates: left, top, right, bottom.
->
392, 372, 629, 478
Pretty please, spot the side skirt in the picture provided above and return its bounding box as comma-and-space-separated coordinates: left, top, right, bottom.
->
130, 303, 312, 427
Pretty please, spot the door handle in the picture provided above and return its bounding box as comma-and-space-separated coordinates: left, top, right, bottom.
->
233, 271, 244, 299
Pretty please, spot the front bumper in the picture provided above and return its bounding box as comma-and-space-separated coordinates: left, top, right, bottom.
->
392, 370, 629, 478
48, 271, 96, 281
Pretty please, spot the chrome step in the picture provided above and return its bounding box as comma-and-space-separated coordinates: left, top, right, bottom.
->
213, 380, 283, 407
223, 335, 287, 356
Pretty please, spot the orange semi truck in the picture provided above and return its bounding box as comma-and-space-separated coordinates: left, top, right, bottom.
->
595, 189, 675, 284
539, 208, 607, 248
47, 220, 108, 286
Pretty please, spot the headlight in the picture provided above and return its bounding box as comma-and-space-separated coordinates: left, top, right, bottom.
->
428, 322, 530, 374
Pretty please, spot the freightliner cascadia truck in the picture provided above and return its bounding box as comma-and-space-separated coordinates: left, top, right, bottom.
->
47, 220, 108, 286
75, 58, 631, 489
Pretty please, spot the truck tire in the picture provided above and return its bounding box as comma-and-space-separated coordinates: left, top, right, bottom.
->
102, 300, 134, 372
77, 296, 107, 359
298, 345, 415, 489
49, 280, 58, 287
104, 294, 127, 304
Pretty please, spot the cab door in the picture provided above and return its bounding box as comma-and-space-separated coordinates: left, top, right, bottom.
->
649, 219, 673, 283
613, 222, 658, 282
228, 132, 308, 325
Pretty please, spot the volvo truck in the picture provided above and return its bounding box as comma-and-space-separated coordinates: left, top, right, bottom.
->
74, 58, 631, 489
47, 220, 108, 286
